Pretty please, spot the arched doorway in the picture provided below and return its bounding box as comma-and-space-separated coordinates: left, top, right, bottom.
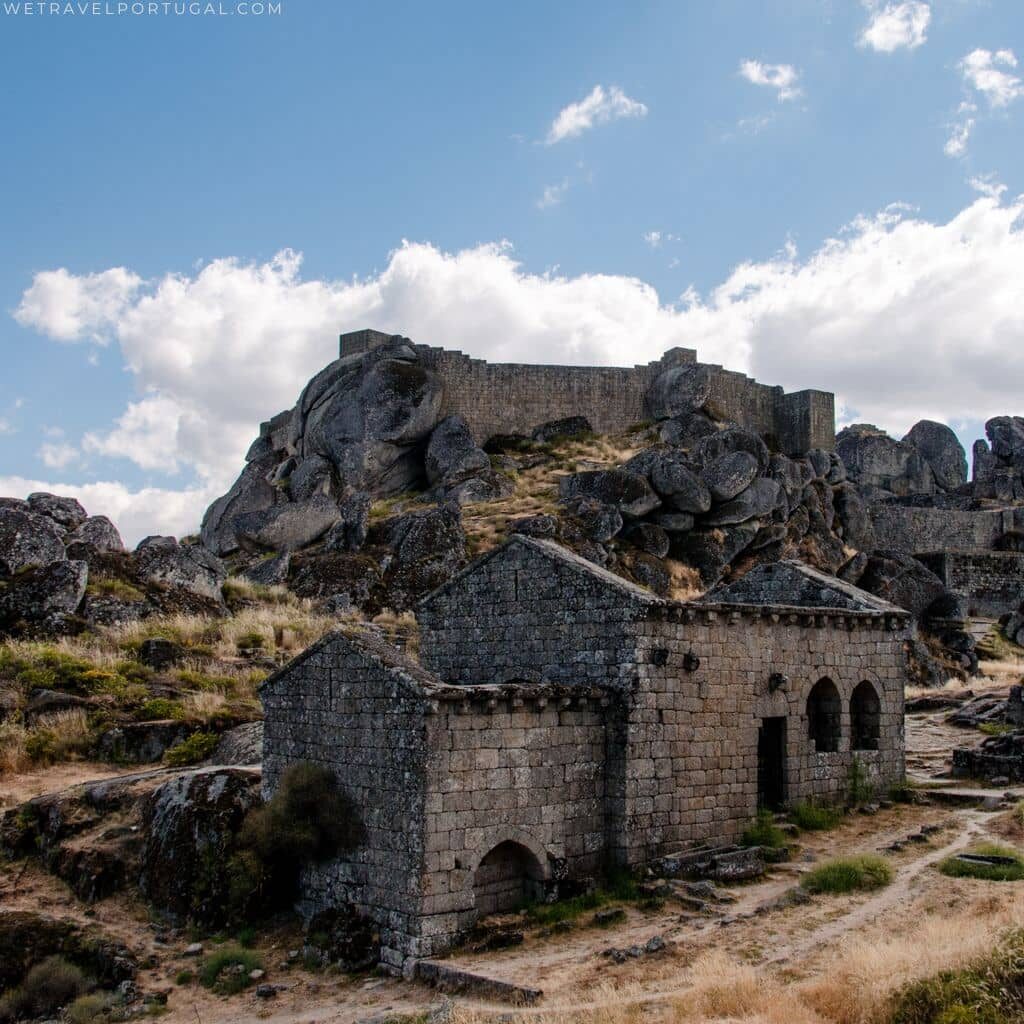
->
850, 680, 881, 751
807, 677, 841, 753
473, 840, 544, 917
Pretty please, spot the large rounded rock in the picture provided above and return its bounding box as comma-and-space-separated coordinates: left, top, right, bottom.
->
139, 768, 262, 925
425, 416, 490, 485
233, 495, 341, 553
646, 452, 712, 514
701, 452, 759, 503
0, 507, 66, 575
832, 482, 874, 550
378, 505, 467, 610
703, 477, 783, 526
671, 523, 759, 587
986, 416, 1024, 464
200, 453, 280, 556
624, 522, 670, 559
67, 515, 124, 554
134, 537, 226, 602
26, 493, 87, 533
858, 551, 946, 617
903, 421, 968, 491
657, 410, 717, 447
835, 424, 934, 496
531, 416, 593, 444
694, 427, 769, 473
443, 470, 515, 505
645, 364, 712, 420
324, 492, 372, 554
207, 723, 263, 766
559, 469, 660, 519
564, 497, 623, 542
288, 454, 336, 503
0, 559, 88, 630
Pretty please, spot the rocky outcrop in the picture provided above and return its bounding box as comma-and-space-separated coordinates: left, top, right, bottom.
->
0, 559, 88, 634
0, 506, 66, 574
974, 415, 1024, 502
139, 767, 262, 926
134, 536, 227, 603
903, 420, 968, 492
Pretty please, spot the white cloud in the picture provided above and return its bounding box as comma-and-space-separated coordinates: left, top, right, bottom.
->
536, 180, 569, 209
969, 174, 1007, 199
944, 116, 974, 157
738, 60, 802, 101
14, 267, 142, 343
545, 85, 648, 144
959, 48, 1023, 108
859, 2, 930, 53
643, 231, 663, 248
0, 418, 13, 436
82, 395, 186, 474
39, 441, 79, 470
14, 191, 1024, 542
0, 476, 218, 547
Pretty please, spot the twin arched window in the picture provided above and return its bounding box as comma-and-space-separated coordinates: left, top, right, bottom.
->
807, 678, 880, 753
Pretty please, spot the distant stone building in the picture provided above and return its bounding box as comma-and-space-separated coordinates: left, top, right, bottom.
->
261, 536, 908, 970
338, 329, 835, 455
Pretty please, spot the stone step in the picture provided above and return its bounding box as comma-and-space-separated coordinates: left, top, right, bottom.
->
415, 960, 542, 1005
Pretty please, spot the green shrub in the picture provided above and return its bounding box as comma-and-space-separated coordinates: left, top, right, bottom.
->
199, 945, 262, 995
526, 890, 605, 925
236, 926, 257, 948
175, 969, 194, 985
135, 698, 184, 721
235, 632, 266, 652
164, 731, 218, 767
227, 762, 367, 920
800, 854, 893, 894
742, 810, 789, 849
0, 955, 88, 1020
938, 843, 1024, 882
790, 800, 843, 831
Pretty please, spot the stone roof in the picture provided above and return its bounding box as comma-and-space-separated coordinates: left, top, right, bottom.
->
260, 625, 454, 700
417, 534, 661, 610
703, 560, 905, 614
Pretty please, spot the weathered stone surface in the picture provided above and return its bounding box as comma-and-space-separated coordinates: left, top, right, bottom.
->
671, 523, 760, 586
200, 453, 280, 557
0, 506, 66, 574
288, 454, 335, 502
425, 416, 490, 485
858, 551, 946, 617
0, 559, 87, 630
138, 637, 182, 670
986, 416, 1024, 463
68, 515, 124, 553
832, 482, 874, 550
23, 688, 94, 725
324, 492, 372, 554
26, 492, 87, 533
626, 551, 671, 595
509, 514, 560, 539
652, 512, 695, 533
139, 768, 262, 925
560, 469, 660, 519
134, 536, 227, 603
903, 420, 967, 491
701, 452, 759, 503
234, 495, 341, 553
645, 364, 712, 420
531, 416, 593, 443
378, 505, 467, 610
207, 722, 263, 766
96, 721, 193, 764
564, 498, 624, 542
694, 427, 769, 473
624, 522, 670, 559
444, 470, 515, 505
703, 478, 783, 526
241, 552, 292, 587
835, 424, 933, 496
657, 410, 717, 447
646, 452, 712, 514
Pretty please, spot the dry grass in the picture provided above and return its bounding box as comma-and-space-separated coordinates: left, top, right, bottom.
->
0, 720, 30, 774
461, 434, 648, 557
665, 560, 703, 601
465, 896, 1024, 1024
180, 690, 228, 720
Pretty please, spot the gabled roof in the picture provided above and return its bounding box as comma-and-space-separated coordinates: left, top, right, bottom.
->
260, 625, 454, 699
417, 534, 662, 611
704, 559, 904, 614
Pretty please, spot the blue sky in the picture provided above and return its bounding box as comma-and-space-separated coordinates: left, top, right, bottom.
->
1, 0, 1022, 541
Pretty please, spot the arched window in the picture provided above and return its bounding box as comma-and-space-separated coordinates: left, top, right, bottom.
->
851, 680, 881, 751
473, 841, 544, 917
807, 677, 841, 753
